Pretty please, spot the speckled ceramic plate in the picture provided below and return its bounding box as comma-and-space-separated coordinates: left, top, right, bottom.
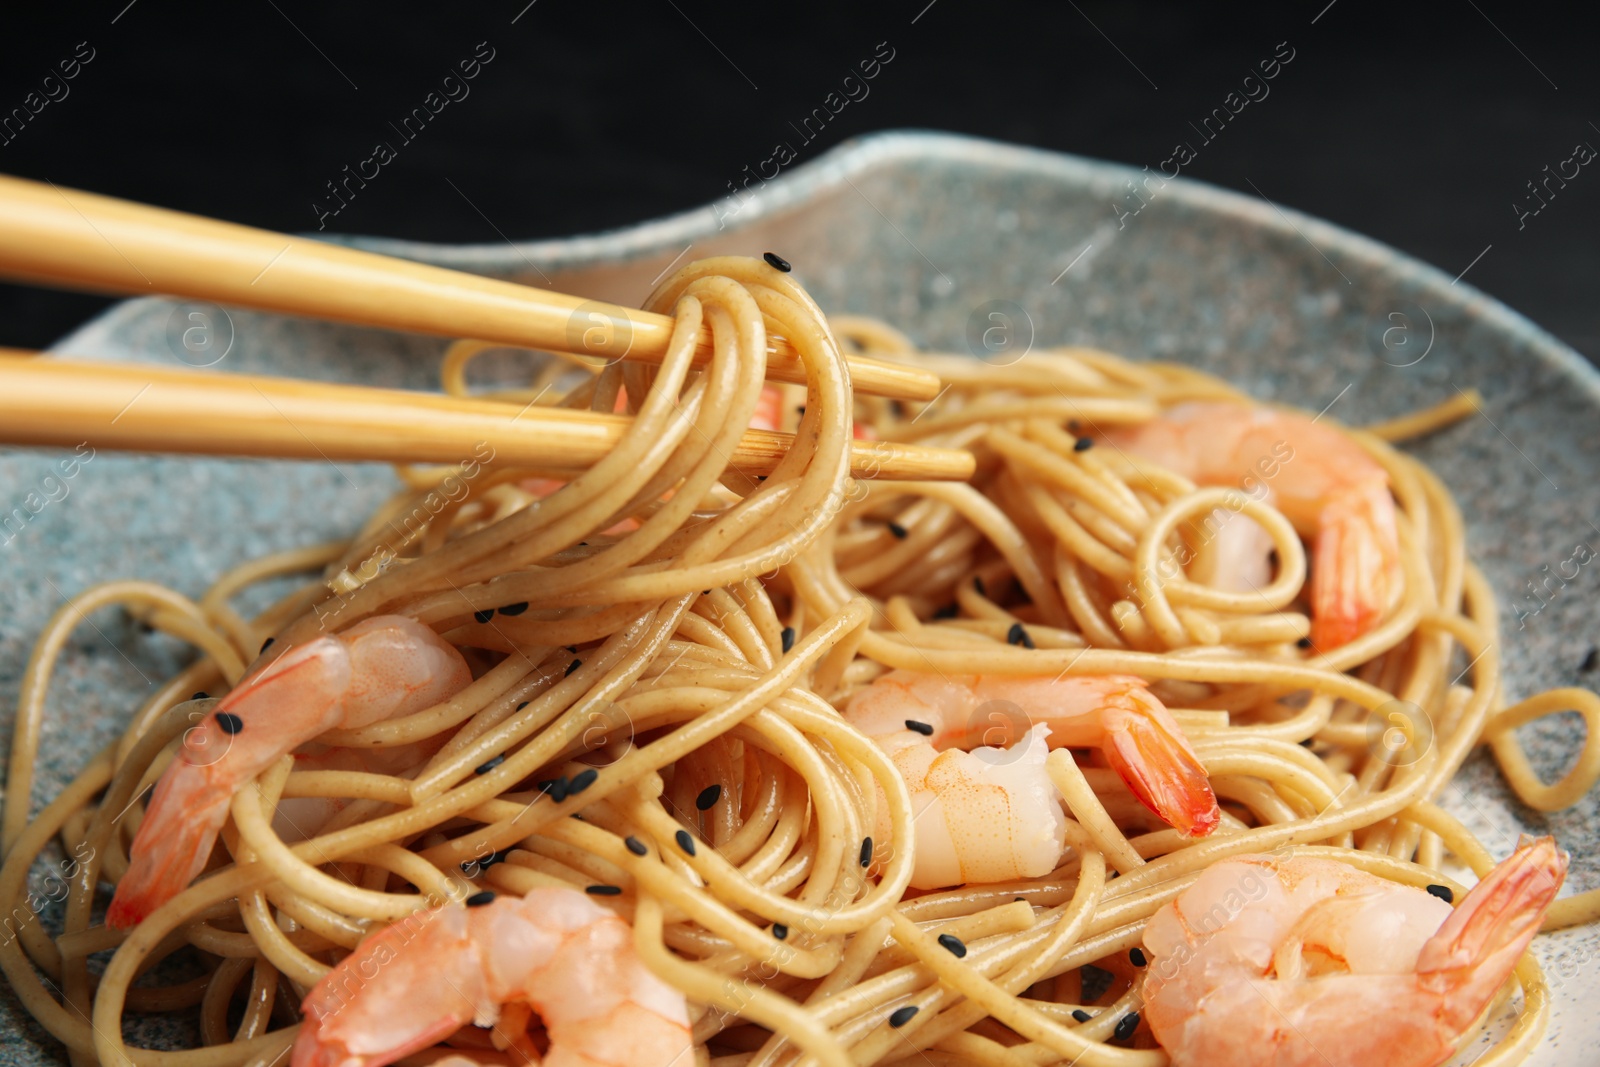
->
3, 131, 1597, 1065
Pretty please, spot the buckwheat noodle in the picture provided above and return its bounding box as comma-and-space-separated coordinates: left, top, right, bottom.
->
3, 256, 1598, 1067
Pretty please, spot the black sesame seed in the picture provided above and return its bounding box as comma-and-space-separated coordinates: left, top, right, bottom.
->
781, 626, 796, 654
1006, 622, 1035, 649
1129, 947, 1147, 967
498, 602, 529, 616
586, 884, 623, 896
260, 637, 275, 653
566, 645, 578, 653
462, 851, 505, 873
889, 1006, 919, 1028
1072, 1009, 1092, 1023
1113, 1012, 1140, 1041
676, 829, 697, 856
214, 711, 244, 735
191, 691, 209, 700
696, 784, 722, 810
1296, 636, 1313, 649
1582, 647, 1599, 673
565, 658, 582, 676
1426, 884, 1454, 904
763, 251, 792, 272
538, 778, 569, 803
772, 923, 789, 940
473, 609, 495, 624
516, 701, 530, 711
932, 603, 959, 620
905, 719, 934, 736
465, 890, 496, 907
973, 576, 987, 597
474, 755, 505, 775
887, 521, 909, 540
568, 768, 598, 795
1073, 436, 1093, 452
937, 933, 967, 958
625, 836, 649, 856
860, 838, 874, 867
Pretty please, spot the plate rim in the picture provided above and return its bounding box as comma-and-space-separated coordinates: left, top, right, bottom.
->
327, 128, 1600, 406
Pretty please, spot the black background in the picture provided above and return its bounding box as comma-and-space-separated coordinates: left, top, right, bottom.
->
2, 1, 1595, 362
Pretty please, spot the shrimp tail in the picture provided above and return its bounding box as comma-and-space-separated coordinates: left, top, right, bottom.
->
1309, 479, 1398, 650
1418, 836, 1567, 1031
106, 769, 232, 928
1101, 688, 1220, 837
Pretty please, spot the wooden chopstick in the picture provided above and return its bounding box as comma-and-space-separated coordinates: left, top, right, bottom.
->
0, 175, 941, 402
0, 356, 975, 482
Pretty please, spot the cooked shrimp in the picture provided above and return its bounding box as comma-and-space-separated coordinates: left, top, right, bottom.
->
841, 671, 1218, 888
107, 615, 472, 928
750, 383, 875, 438
749, 384, 787, 432
1142, 837, 1567, 1067
291, 886, 692, 1067
1108, 401, 1400, 649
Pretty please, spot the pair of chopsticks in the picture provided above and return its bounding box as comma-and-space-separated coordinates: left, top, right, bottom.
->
0, 175, 970, 482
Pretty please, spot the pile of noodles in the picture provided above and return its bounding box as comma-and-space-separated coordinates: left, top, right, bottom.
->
3, 255, 1599, 1067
